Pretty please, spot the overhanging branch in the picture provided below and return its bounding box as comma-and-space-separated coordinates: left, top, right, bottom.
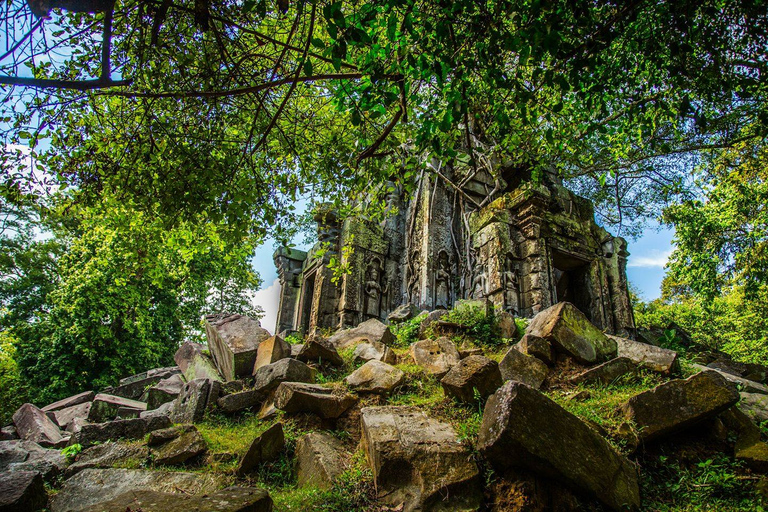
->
0, 76, 131, 90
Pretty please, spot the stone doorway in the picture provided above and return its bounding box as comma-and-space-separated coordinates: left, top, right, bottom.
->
298, 271, 316, 333
552, 250, 593, 322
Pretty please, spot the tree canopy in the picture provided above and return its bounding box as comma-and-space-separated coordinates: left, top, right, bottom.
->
1, 0, 767, 237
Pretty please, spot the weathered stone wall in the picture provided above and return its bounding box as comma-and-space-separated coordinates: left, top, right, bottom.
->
275, 168, 635, 336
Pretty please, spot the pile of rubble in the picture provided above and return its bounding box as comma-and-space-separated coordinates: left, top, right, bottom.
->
3, 304, 768, 511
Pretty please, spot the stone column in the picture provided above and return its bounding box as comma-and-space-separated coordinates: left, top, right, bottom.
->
273, 247, 307, 335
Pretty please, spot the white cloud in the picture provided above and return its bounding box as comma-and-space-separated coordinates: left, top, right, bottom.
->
627, 250, 672, 268
251, 278, 282, 334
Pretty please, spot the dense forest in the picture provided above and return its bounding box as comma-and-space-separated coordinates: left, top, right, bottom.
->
1, 0, 768, 510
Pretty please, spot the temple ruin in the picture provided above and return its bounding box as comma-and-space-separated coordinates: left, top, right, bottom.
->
274, 166, 635, 337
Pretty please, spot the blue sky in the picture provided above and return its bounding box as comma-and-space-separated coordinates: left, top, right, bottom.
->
250, 223, 676, 333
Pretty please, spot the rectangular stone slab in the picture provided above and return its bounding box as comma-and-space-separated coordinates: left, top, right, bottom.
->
204, 314, 271, 381
42, 391, 95, 413
88, 394, 147, 423
478, 381, 640, 511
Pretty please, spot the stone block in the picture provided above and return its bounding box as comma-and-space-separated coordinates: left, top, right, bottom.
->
253, 358, 315, 394
47, 402, 91, 432
217, 389, 263, 414
478, 381, 640, 511
144, 374, 185, 410
12, 403, 65, 448
297, 338, 344, 366
42, 391, 95, 413
417, 309, 448, 339
254, 335, 291, 371
353, 340, 397, 365
73, 416, 171, 448
609, 335, 679, 374
345, 360, 405, 395
498, 346, 549, 389
50, 468, 225, 512
205, 313, 271, 381
739, 391, 768, 423
621, 371, 740, 442
77, 487, 273, 512
113, 367, 181, 400
296, 432, 347, 490
497, 311, 518, 339
0, 440, 68, 482
88, 394, 147, 423
150, 426, 207, 466
515, 334, 553, 365
0, 470, 47, 512
360, 406, 482, 512
236, 422, 284, 475
174, 341, 224, 382
387, 304, 419, 324
410, 337, 461, 378
327, 318, 395, 350
691, 363, 768, 394
274, 382, 356, 419
526, 302, 617, 364
65, 442, 149, 478
169, 379, 212, 424
571, 357, 637, 386
441, 355, 502, 403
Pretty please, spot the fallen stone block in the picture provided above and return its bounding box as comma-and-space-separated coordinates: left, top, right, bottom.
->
360, 405, 482, 512
0, 425, 18, 440
327, 318, 395, 350
297, 338, 344, 366
205, 313, 271, 381
410, 337, 461, 378
47, 402, 91, 432
290, 343, 303, 357
150, 425, 207, 466
274, 382, 356, 419
254, 335, 291, 371
441, 355, 502, 403
0, 440, 68, 481
515, 334, 553, 365
113, 367, 181, 400
140, 401, 172, 420
169, 378, 212, 424
50, 468, 225, 512
691, 363, 768, 394
13, 403, 65, 448
478, 381, 640, 511
736, 442, 768, 472
74, 416, 171, 448
88, 394, 147, 423
253, 358, 315, 394
387, 303, 419, 324
738, 391, 768, 423
236, 422, 284, 476
621, 371, 740, 442
497, 311, 518, 339
526, 302, 617, 364
144, 374, 185, 410
217, 389, 263, 414
296, 431, 347, 490
345, 360, 405, 395
174, 342, 224, 382
65, 442, 149, 478
498, 346, 549, 389
0, 470, 47, 512
417, 309, 448, 339
353, 340, 397, 365
77, 486, 273, 512
609, 335, 679, 374
42, 391, 95, 413
571, 357, 637, 386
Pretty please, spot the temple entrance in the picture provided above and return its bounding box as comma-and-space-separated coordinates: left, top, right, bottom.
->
298, 271, 316, 333
552, 250, 593, 321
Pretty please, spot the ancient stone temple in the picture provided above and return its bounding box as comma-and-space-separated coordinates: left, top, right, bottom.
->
274, 166, 635, 337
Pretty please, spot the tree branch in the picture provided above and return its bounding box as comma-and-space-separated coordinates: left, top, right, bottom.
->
0, 76, 131, 90
356, 107, 403, 164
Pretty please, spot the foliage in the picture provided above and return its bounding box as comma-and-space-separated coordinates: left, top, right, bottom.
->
0, 195, 262, 407
2, 1, 768, 237
389, 311, 425, 348
60, 443, 83, 462
641, 454, 763, 511
634, 287, 768, 365
444, 302, 502, 347
0, 329, 27, 425
664, 137, 768, 300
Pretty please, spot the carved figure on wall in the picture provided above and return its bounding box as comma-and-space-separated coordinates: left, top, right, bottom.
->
364, 258, 386, 319
503, 253, 520, 315
407, 249, 421, 303
470, 261, 488, 299
434, 250, 451, 309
